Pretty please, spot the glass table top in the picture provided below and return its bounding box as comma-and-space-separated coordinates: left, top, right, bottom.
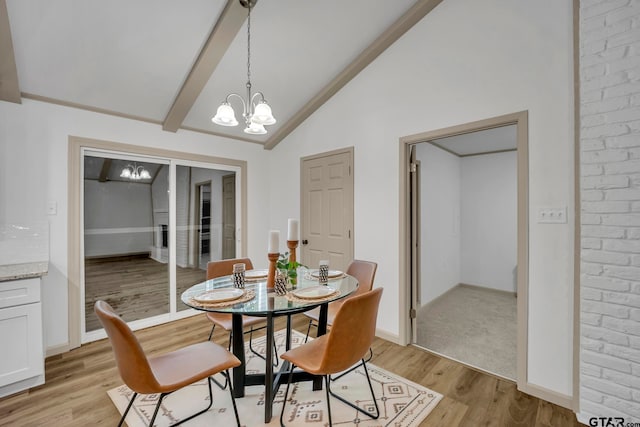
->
181, 270, 359, 316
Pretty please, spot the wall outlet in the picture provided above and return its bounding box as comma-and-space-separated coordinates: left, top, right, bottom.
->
537, 207, 567, 224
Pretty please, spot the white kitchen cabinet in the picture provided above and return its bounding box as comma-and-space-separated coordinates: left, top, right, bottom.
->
0, 277, 44, 398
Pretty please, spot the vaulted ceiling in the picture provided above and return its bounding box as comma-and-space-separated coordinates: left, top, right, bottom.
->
1, 0, 443, 149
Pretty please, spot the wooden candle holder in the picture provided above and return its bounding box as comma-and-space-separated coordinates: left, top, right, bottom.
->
287, 240, 299, 264
267, 252, 279, 290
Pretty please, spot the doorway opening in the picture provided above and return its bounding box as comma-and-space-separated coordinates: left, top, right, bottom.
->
195, 181, 212, 270
399, 111, 528, 385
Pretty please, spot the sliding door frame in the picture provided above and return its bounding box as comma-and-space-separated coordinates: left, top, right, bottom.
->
68, 136, 247, 349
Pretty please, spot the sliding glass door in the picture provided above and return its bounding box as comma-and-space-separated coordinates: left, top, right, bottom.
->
174, 165, 237, 311
80, 149, 241, 342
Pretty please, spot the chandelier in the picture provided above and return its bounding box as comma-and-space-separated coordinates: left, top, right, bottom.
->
211, 0, 276, 135
120, 163, 151, 180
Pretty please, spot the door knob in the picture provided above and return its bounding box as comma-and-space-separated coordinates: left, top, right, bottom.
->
302, 239, 309, 245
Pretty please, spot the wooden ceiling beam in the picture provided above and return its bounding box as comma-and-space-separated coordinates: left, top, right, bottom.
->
98, 159, 112, 182
162, 0, 248, 132
263, 0, 443, 150
0, 0, 21, 104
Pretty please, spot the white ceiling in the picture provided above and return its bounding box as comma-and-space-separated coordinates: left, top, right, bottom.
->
430, 125, 517, 156
6, 0, 419, 145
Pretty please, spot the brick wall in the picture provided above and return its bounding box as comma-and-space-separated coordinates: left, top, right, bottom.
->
579, 0, 640, 423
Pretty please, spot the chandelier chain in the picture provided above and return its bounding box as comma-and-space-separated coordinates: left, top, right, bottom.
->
246, 3, 251, 88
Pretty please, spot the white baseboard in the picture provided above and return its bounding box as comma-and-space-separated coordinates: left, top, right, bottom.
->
576, 412, 591, 425
45, 342, 71, 358
0, 374, 45, 398
375, 328, 400, 344
518, 382, 574, 410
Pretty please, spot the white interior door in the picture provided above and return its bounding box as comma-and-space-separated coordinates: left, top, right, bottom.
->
300, 149, 354, 272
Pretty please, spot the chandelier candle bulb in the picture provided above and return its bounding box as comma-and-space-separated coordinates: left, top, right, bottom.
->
120, 163, 151, 180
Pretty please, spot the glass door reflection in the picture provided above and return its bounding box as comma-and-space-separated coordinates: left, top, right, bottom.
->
175, 165, 236, 311
83, 155, 170, 332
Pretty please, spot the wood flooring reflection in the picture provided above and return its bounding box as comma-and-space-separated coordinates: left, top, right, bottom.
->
84, 255, 206, 331
0, 314, 583, 426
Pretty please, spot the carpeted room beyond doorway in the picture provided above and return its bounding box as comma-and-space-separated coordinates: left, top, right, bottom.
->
416, 284, 517, 380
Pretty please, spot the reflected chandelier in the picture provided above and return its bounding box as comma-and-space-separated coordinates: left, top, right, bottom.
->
120, 163, 151, 180
211, 0, 276, 135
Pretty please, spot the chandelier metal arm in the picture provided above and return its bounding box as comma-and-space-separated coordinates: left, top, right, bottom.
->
223, 91, 267, 125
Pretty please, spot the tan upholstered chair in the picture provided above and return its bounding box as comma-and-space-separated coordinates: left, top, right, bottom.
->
205, 258, 277, 379
303, 259, 377, 341
94, 301, 241, 427
279, 288, 383, 427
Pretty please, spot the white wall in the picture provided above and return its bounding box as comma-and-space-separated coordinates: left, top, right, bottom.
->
268, 0, 575, 397
415, 143, 461, 305
0, 98, 271, 350
461, 151, 517, 293
417, 147, 517, 305
83, 179, 153, 257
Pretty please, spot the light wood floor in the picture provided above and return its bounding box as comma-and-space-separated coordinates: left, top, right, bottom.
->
84, 255, 206, 331
0, 313, 583, 426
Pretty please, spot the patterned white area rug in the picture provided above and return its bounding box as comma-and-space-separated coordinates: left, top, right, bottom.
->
107, 330, 442, 426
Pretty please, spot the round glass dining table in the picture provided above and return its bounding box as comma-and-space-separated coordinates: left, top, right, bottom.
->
181, 271, 359, 423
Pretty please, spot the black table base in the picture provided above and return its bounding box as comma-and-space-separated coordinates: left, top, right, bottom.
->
231, 304, 329, 422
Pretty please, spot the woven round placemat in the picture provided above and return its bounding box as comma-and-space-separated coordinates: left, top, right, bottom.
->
188, 289, 256, 308
284, 289, 341, 304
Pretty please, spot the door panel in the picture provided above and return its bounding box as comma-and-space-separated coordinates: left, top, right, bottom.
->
301, 150, 353, 272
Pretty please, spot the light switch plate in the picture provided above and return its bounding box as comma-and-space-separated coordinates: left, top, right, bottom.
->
537, 207, 567, 224
47, 201, 57, 215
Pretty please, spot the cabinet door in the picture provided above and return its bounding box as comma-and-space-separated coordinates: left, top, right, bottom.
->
0, 303, 44, 387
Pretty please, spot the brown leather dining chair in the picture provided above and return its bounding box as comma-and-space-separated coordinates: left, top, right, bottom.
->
94, 300, 241, 427
279, 287, 383, 427
303, 259, 377, 341
205, 258, 277, 385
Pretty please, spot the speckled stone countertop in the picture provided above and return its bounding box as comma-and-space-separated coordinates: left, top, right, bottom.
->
0, 261, 49, 282
0, 223, 49, 282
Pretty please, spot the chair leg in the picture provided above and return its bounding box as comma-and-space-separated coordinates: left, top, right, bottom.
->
304, 319, 315, 343
248, 326, 279, 367
331, 347, 374, 382
226, 371, 242, 427
327, 359, 380, 420
117, 392, 138, 427
211, 369, 228, 390
324, 375, 334, 427
279, 362, 296, 427
149, 392, 167, 427
212, 333, 232, 390
148, 377, 217, 427
208, 323, 216, 341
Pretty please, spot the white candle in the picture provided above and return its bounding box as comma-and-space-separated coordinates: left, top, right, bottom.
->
287, 218, 299, 241
268, 230, 280, 253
